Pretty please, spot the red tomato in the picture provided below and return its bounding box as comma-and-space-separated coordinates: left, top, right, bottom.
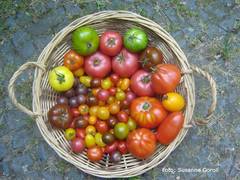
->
130, 97, 167, 129
64, 50, 84, 71
117, 141, 128, 154
87, 146, 104, 162
84, 52, 111, 78
112, 48, 139, 78
71, 108, 80, 117
117, 111, 128, 123
70, 138, 85, 153
110, 73, 120, 85
151, 64, 181, 94
130, 70, 154, 96
109, 87, 117, 96
76, 128, 86, 139
97, 89, 110, 101
125, 91, 136, 103
127, 128, 156, 159
95, 120, 109, 134
105, 141, 118, 154
100, 31, 123, 56
156, 112, 184, 145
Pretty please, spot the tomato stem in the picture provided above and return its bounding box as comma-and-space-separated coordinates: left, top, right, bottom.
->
107, 38, 116, 47
54, 70, 65, 84
141, 75, 151, 83
142, 102, 151, 110
116, 52, 125, 64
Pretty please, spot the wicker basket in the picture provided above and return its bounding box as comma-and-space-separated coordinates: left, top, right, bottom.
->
8, 11, 217, 178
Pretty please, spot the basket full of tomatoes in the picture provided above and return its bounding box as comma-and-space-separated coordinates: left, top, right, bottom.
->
8, 11, 217, 178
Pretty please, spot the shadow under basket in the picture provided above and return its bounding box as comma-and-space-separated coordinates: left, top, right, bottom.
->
8, 11, 217, 178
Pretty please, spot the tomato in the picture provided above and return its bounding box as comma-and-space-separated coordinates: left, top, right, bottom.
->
130, 97, 167, 129
107, 116, 118, 128
48, 104, 72, 129
109, 87, 117, 96
115, 91, 126, 101
65, 128, 76, 140
48, 66, 74, 92
70, 108, 80, 117
125, 91, 136, 103
57, 96, 68, 105
75, 83, 88, 95
151, 64, 181, 94
156, 112, 184, 145
139, 47, 163, 71
89, 106, 99, 116
101, 78, 112, 89
84, 52, 111, 78
74, 116, 88, 128
130, 70, 154, 96
72, 26, 99, 56
87, 146, 103, 162
88, 115, 97, 125
76, 128, 86, 139
95, 133, 106, 147
97, 107, 110, 120
127, 118, 137, 131
102, 132, 115, 145
112, 49, 139, 78
107, 96, 115, 104
64, 50, 84, 71
95, 120, 109, 134
85, 125, 96, 135
71, 138, 85, 153
105, 141, 118, 154
109, 102, 120, 115
78, 104, 89, 115
85, 134, 96, 148
124, 28, 148, 52
92, 88, 100, 96
97, 89, 110, 101
162, 93, 185, 112
73, 67, 84, 77
117, 111, 128, 123
100, 31, 123, 56
114, 122, 129, 140
86, 96, 98, 106
79, 76, 92, 87
111, 151, 122, 163
91, 78, 101, 88
127, 128, 156, 159
110, 73, 120, 85
117, 141, 128, 154
120, 78, 130, 91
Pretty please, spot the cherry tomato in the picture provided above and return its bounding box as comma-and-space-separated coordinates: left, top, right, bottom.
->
89, 106, 99, 116
74, 116, 88, 128
92, 88, 101, 96
110, 73, 120, 85
105, 141, 118, 154
65, 128, 76, 140
76, 95, 87, 105
107, 96, 115, 104
120, 78, 130, 91
57, 96, 69, 105
127, 118, 137, 131
79, 76, 92, 87
85, 125, 96, 135
151, 64, 181, 94
101, 78, 112, 90
88, 115, 97, 125
108, 87, 117, 96
75, 83, 88, 95
76, 128, 86, 139
73, 67, 84, 77
95, 133, 106, 147
71, 108, 80, 117
97, 107, 110, 120
85, 134, 96, 148
107, 116, 118, 128
98, 100, 105, 106
95, 120, 109, 134
115, 91, 126, 101
70, 138, 85, 153
100, 31, 123, 56
112, 48, 139, 78
69, 97, 79, 108
156, 112, 184, 145
120, 99, 130, 109
87, 146, 103, 162
162, 92, 185, 112
84, 52, 111, 78
109, 103, 120, 115
117, 141, 128, 154
125, 91, 136, 103
114, 122, 129, 140
130, 70, 154, 96
64, 50, 84, 71
117, 111, 128, 123
91, 78, 101, 88
97, 89, 110, 101
111, 151, 122, 163
102, 132, 115, 145
78, 104, 89, 115
86, 95, 98, 106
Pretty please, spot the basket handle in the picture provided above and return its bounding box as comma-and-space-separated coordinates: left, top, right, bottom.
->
190, 65, 217, 126
8, 62, 46, 117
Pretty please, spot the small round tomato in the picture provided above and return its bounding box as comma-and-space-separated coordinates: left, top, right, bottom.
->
120, 78, 130, 91
48, 66, 74, 92
120, 99, 130, 109
98, 100, 105, 106
65, 128, 76, 140
107, 116, 118, 128
105, 141, 118, 154
117, 111, 128, 123
71, 108, 80, 117
101, 78, 112, 90
111, 151, 122, 163
87, 146, 103, 162
85, 134, 96, 148
95, 133, 106, 147
73, 67, 84, 77
71, 138, 85, 153
114, 122, 129, 140
78, 104, 89, 115
117, 141, 128, 154
100, 31, 123, 56
130, 70, 154, 96
110, 73, 120, 85
57, 96, 69, 105
79, 76, 92, 87
92, 88, 101, 96
74, 116, 88, 128
64, 50, 84, 71
76, 128, 86, 139
95, 120, 109, 134
125, 91, 136, 103
127, 118, 137, 131
85, 125, 96, 135
109, 87, 117, 96
91, 78, 101, 88
97, 89, 110, 101
88, 115, 97, 125
162, 92, 185, 112
115, 91, 126, 101
109, 102, 120, 115
97, 107, 110, 120
84, 52, 111, 78
86, 96, 98, 106
76, 95, 87, 105
75, 83, 88, 95
102, 132, 115, 145
107, 96, 115, 104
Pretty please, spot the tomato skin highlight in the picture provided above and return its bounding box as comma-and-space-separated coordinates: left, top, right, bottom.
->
156, 112, 184, 145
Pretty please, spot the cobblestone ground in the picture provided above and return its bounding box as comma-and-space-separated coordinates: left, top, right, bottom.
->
0, 0, 240, 179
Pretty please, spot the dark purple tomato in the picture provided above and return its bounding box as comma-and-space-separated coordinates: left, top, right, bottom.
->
69, 96, 79, 108
87, 96, 98, 106
74, 116, 88, 128
107, 116, 118, 128
76, 94, 86, 105
102, 132, 115, 145
56, 96, 69, 104
111, 151, 122, 163
75, 84, 88, 95
73, 77, 80, 88
64, 88, 75, 98
91, 78, 101, 88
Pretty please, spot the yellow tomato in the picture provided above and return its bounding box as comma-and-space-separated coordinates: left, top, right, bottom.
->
101, 78, 112, 90
107, 96, 115, 104
97, 107, 110, 120
85, 134, 96, 148
73, 68, 84, 77
88, 116, 97, 125
79, 104, 89, 115
85, 125, 96, 135
120, 78, 130, 91
80, 76, 92, 87
162, 92, 185, 112
89, 106, 99, 116
95, 133, 106, 147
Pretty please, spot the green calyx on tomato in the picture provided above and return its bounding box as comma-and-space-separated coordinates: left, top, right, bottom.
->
72, 26, 99, 56
124, 28, 148, 52
55, 70, 65, 84
141, 102, 151, 111
141, 75, 151, 84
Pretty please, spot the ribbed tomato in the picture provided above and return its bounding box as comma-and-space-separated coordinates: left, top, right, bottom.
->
130, 97, 167, 129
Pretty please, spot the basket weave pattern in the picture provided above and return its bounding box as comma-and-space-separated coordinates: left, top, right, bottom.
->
8, 11, 217, 178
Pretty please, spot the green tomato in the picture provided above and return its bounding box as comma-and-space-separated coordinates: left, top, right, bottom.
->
72, 26, 99, 56
95, 133, 106, 147
65, 128, 76, 140
48, 66, 74, 92
124, 28, 148, 52
114, 122, 129, 140
127, 118, 137, 131
85, 134, 96, 148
